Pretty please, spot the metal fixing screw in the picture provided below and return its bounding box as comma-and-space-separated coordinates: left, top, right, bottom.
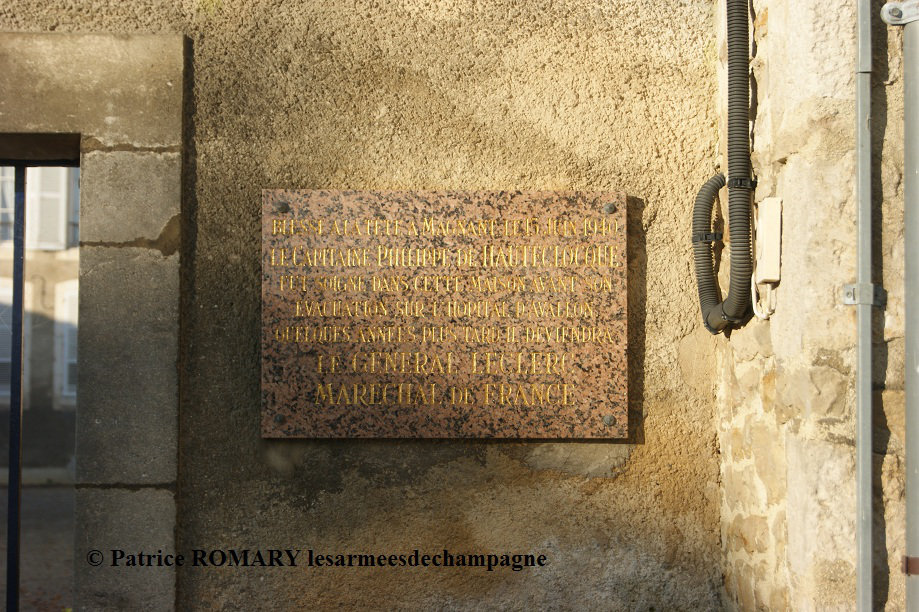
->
881, 1, 919, 25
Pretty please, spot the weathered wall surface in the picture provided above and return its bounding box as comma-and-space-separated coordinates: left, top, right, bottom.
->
716, 1, 907, 609
2, 1, 725, 608
0, 32, 185, 608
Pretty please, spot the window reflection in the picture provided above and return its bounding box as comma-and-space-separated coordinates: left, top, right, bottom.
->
0, 165, 78, 608
0, 167, 82, 412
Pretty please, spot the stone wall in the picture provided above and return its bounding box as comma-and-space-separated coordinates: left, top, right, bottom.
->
0, 33, 184, 608
1, 0, 728, 608
715, 1, 908, 609
5, 0, 908, 609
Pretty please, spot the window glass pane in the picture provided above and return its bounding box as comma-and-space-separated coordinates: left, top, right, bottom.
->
37, 166, 65, 193
25, 167, 69, 250
0, 174, 13, 600
69, 168, 80, 247
0, 165, 79, 608
0, 213, 12, 242
0, 166, 13, 243
58, 287, 78, 398
67, 362, 77, 394
0, 298, 11, 394
0, 303, 11, 356
0, 361, 10, 388
36, 195, 65, 248
1, 167, 13, 209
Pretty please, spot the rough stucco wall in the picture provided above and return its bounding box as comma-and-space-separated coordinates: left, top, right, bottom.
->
1, 1, 724, 608
716, 1, 907, 610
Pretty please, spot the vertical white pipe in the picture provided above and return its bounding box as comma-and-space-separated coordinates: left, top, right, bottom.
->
856, 1, 874, 609
904, 15, 919, 610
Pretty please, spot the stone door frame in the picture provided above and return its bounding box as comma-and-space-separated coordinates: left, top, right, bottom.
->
0, 32, 183, 609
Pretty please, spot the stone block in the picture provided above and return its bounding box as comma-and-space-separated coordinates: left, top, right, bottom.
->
729, 427, 748, 462
761, 2, 856, 124
0, 33, 183, 147
735, 562, 756, 610
80, 151, 181, 243
750, 421, 786, 505
785, 435, 855, 581
732, 514, 769, 555
761, 367, 777, 413
772, 509, 787, 562
722, 465, 762, 511
768, 586, 789, 611
729, 318, 773, 363
776, 365, 848, 423
76, 247, 178, 484
735, 360, 767, 401
770, 154, 857, 360
80, 246, 178, 332
75, 488, 175, 610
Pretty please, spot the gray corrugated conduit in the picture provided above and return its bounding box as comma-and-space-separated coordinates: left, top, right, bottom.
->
693, 0, 753, 334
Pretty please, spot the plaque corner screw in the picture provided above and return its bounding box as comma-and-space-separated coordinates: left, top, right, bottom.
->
602, 415, 617, 426
274, 414, 287, 425
273, 201, 291, 214
603, 202, 618, 214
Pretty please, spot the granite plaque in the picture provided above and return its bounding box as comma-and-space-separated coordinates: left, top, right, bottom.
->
262, 190, 627, 438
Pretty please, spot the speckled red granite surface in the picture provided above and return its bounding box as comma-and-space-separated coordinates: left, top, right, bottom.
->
262, 190, 627, 438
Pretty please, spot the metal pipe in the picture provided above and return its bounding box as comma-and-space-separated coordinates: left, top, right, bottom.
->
855, 0, 873, 609
904, 14, 919, 609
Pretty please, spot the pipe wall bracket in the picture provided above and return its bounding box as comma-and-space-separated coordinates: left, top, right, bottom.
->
882, 1, 919, 25
842, 283, 887, 307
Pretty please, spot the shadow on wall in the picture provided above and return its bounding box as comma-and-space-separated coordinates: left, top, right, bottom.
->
625, 195, 647, 445
869, 0, 892, 606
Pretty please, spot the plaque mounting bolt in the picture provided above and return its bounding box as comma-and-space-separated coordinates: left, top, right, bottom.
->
602, 415, 617, 426
273, 414, 286, 425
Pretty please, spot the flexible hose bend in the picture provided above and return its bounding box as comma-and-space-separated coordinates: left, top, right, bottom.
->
693, 173, 726, 333
694, 0, 753, 334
